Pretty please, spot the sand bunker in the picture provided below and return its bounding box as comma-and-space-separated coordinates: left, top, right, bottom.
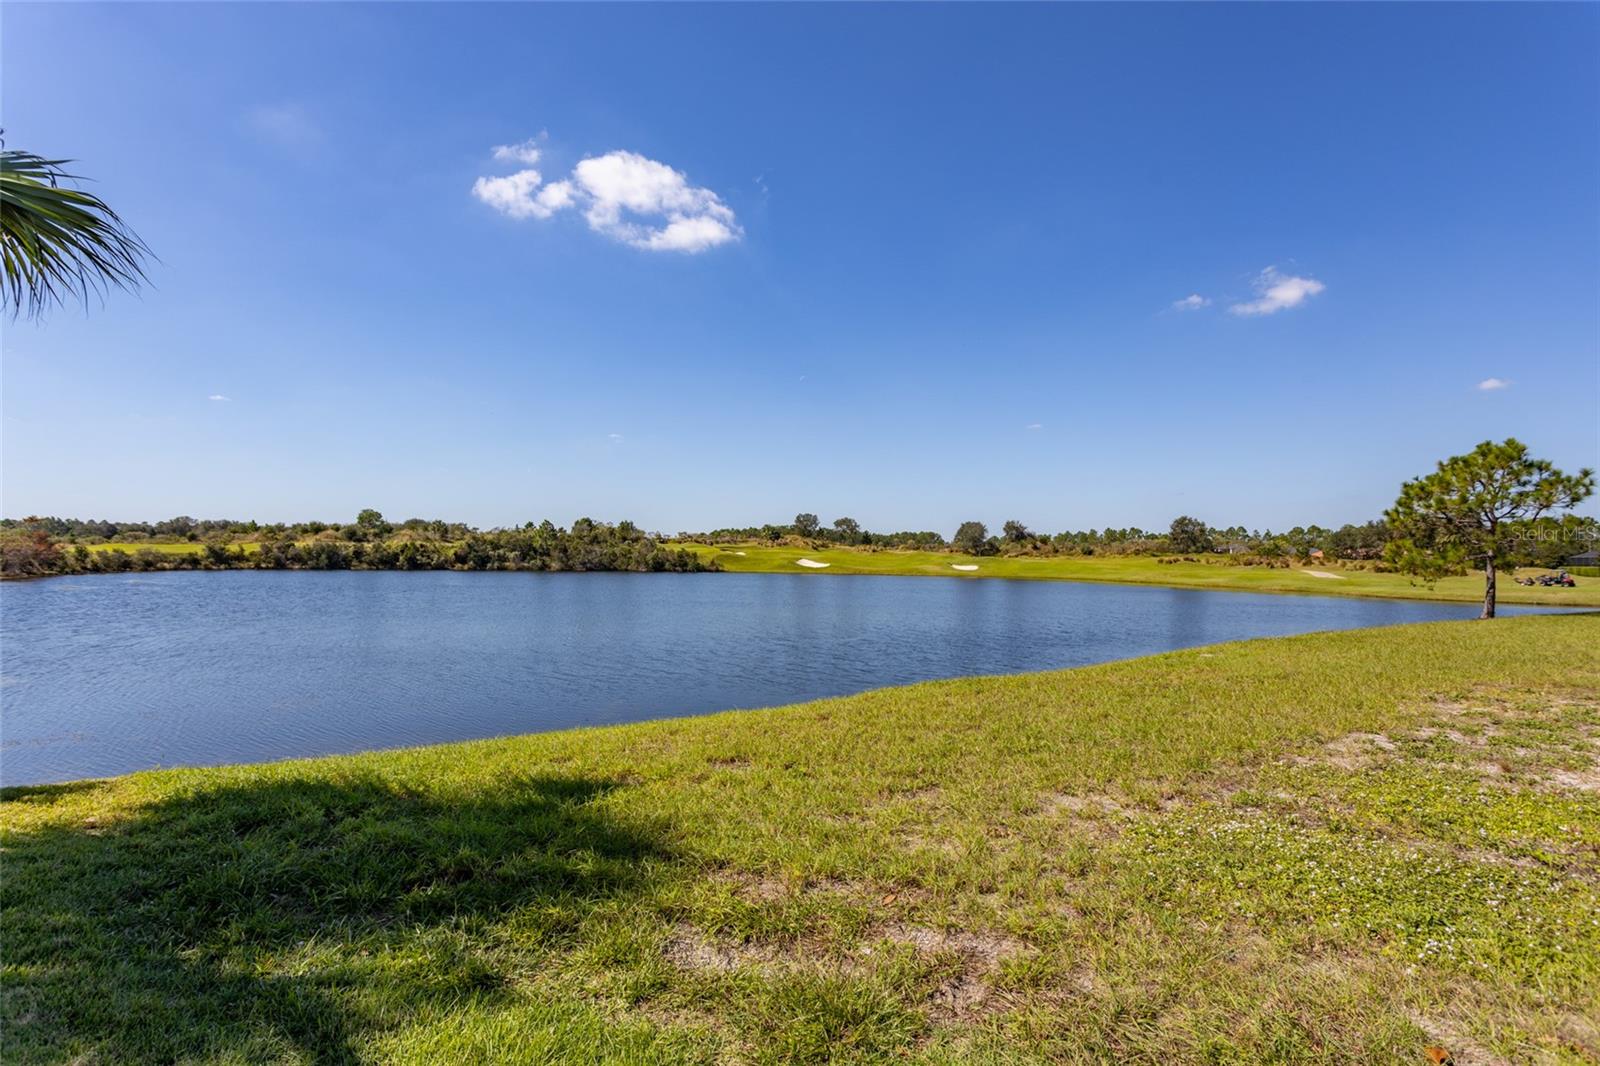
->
951, 564, 979, 571
1302, 569, 1345, 579
796, 558, 830, 568
729, 551, 747, 556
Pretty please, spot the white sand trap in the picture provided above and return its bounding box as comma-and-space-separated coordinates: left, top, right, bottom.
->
1302, 569, 1346, 580
796, 558, 830, 568
729, 551, 747, 556
951, 564, 979, 571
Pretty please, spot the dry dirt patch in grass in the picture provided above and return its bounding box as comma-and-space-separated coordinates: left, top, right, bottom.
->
664, 866, 1035, 1027
875, 922, 1026, 967
872, 922, 1032, 1024
1040, 792, 1126, 817
1297, 691, 1600, 795
1418, 695, 1600, 792
1544, 764, 1600, 792
1037, 791, 1132, 844
664, 923, 777, 973
1306, 731, 1398, 770
707, 867, 913, 909
709, 868, 792, 902
1407, 1011, 1510, 1066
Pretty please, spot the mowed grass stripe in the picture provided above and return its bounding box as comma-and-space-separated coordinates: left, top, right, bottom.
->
670, 542, 1600, 608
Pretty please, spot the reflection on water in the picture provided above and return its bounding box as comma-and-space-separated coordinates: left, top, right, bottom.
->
0, 570, 1556, 785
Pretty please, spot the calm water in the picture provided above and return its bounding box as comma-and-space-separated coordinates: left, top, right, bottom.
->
0, 570, 1558, 785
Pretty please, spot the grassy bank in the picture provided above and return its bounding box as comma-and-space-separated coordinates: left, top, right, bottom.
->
671, 542, 1600, 608
3, 616, 1597, 1062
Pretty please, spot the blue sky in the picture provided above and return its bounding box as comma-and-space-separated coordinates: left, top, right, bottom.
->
4, 3, 1596, 534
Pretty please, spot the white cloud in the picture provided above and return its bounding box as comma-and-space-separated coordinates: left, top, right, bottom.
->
537, 180, 574, 213
607, 432, 624, 443
1476, 377, 1512, 391
1229, 267, 1326, 316
472, 140, 741, 253
207, 394, 230, 402
572, 151, 741, 252
491, 139, 542, 165
471, 169, 563, 220
1171, 294, 1210, 312
1025, 423, 1043, 430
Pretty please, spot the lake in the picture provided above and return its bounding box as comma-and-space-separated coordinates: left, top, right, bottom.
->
0, 570, 1558, 785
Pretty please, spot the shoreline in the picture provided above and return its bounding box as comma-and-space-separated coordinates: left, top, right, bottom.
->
6, 554, 1596, 610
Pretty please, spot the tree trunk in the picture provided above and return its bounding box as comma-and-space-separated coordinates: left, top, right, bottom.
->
1481, 557, 1496, 619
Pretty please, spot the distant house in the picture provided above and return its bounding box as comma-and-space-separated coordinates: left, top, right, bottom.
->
1308, 548, 1325, 561
1567, 550, 1599, 567
1214, 542, 1250, 556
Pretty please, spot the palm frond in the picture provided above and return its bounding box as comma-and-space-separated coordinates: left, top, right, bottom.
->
0, 148, 151, 320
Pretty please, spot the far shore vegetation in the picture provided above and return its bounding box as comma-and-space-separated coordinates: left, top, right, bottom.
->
6, 510, 1594, 607
0, 513, 712, 578
3, 616, 1595, 1063
5, 510, 1596, 604
3, 441, 1593, 614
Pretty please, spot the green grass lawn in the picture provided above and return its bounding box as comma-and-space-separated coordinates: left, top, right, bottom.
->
80, 540, 207, 555
79, 541, 261, 556
670, 542, 1600, 608
3, 616, 1597, 1063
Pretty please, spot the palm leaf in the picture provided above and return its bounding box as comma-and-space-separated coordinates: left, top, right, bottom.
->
0, 147, 151, 320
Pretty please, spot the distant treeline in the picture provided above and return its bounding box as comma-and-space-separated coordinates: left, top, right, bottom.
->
0, 513, 710, 579
4, 508, 1593, 580
678, 513, 1395, 558
679, 512, 1598, 569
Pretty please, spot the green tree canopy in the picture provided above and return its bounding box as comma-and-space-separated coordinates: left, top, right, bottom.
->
354, 509, 393, 540
1386, 438, 1593, 618
952, 521, 991, 555
1168, 516, 1213, 554
792, 513, 820, 538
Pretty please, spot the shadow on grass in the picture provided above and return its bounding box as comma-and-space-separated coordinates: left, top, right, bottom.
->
0, 772, 667, 1063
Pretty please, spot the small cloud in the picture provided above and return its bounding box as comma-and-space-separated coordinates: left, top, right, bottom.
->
1171, 294, 1210, 312
1229, 266, 1325, 316
471, 170, 571, 220
207, 394, 230, 402
491, 138, 543, 165
1476, 377, 1512, 391
1025, 423, 1043, 430
245, 103, 322, 151
607, 432, 624, 443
